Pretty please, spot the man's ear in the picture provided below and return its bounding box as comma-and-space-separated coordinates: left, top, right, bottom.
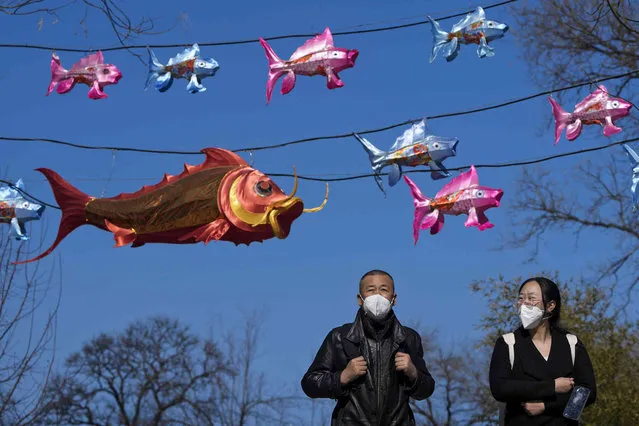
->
357, 294, 363, 306
392, 294, 397, 306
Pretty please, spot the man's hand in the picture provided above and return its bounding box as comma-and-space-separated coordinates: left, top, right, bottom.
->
522, 402, 545, 416
395, 352, 417, 381
340, 356, 367, 385
554, 377, 574, 393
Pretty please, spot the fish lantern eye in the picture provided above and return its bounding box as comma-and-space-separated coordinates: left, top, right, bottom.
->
476, 190, 485, 198
23, 202, 29, 207
432, 142, 440, 149
197, 61, 206, 67
612, 101, 620, 108
487, 22, 494, 27
103, 68, 110, 74
254, 181, 273, 197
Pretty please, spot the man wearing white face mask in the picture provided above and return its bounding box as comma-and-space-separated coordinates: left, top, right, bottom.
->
489, 277, 597, 426
301, 269, 435, 425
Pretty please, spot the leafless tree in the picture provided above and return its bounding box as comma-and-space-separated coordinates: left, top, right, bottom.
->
37, 316, 231, 425
1, 0, 184, 59
501, 155, 639, 307
511, 0, 639, 129
0, 227, 61, 426
307, 398, 333, 426
210, 311, 307, 426
36, 312, 307, 426
410, 328, 497, 426
502, 0, 639, 305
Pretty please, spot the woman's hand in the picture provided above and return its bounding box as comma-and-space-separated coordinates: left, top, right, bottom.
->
522, 402, 545, 416
554, 377, 575, 393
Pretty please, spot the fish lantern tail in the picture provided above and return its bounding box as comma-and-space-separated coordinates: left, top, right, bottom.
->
548, 96, 572, 145
428, 16, 456, 63
13, 168, 92, 265
259, 37, 287, 104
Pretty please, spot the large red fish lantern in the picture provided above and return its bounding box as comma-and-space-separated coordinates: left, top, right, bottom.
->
14, 148, 328, 264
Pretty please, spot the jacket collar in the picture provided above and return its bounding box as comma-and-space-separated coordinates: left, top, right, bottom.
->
516, 326, 563, 380
344, 308, 406, 347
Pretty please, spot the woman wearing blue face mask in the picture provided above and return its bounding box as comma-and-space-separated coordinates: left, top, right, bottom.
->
489, 277, 597, 425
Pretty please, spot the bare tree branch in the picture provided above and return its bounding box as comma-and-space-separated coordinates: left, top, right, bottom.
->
498, 152, 639, 303
38, 316, 231, 425
508, 1, 639, 287
511, 0, 639, 138
1, 0, 186, 63
0, 222, 61, 426
210, 310, 306, 426
409, 328, 498, 426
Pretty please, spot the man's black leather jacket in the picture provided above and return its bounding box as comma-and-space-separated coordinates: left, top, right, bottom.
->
301, 310, 435, 425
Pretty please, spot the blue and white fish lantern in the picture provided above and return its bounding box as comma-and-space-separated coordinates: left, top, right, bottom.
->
428, 6, 509, 62
353, 119, 459, 195
0, 179, 46, 241
145, 43, 220, 94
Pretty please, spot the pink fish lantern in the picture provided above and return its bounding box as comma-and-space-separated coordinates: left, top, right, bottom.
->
404, 166, 503, 244
258, 27, 359, 103
548, 85, 632, 144
46, 51, 123, 100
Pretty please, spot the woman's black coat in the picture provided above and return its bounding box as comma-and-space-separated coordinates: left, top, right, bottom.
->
489, 327, 596, 425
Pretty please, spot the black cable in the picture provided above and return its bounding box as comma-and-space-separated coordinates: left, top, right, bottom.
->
2, 67, 638, 155
264, 137, 638, 181
236, 69, 639, 153
3, 136, 636, 210
0, 180, 61, 210
0, 0, 517, 53
0, 136, 200, 155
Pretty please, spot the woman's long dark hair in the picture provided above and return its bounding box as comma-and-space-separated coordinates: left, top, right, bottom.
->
519, 276, 564, 331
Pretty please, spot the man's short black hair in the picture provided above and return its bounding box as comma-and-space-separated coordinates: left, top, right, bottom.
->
359, 269, 395, 292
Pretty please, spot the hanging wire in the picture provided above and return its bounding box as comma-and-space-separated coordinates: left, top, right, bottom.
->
100, 150, 117, 198
0, 0, 517, 53
3, 135, 638, 210
1, 67, 638, 156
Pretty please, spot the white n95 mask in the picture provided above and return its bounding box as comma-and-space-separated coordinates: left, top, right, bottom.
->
519, 304, 544, 329
361, 294, 392, 320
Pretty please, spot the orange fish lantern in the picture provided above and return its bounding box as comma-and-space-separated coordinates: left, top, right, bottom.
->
14, 148, 328, 264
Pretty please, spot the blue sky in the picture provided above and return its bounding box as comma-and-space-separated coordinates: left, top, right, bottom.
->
2, 0, 634, 421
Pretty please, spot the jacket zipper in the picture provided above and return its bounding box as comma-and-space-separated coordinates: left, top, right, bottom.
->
376, 341, 381, 426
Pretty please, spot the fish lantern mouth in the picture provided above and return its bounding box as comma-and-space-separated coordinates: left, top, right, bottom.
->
229, 168, 328, 239
114, 71, 123, 83
502, 24, 510, 33
266, 168, 329, 239
494, 189, 504, 206
268, 201, 304, 239
37, 205, 46, 217
348, 50, 359, 66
